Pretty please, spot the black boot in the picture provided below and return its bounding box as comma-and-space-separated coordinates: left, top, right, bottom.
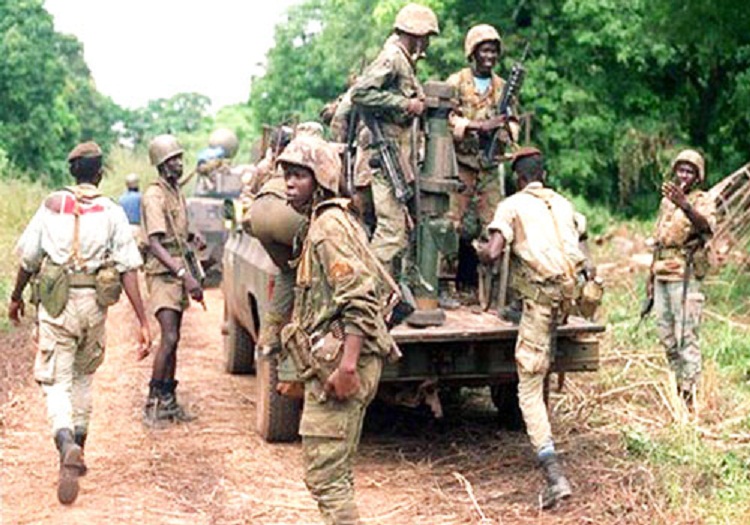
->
73, 427, 88, 476
143, 379, 165, 426
539, 454, 572, 509
160, 379, 196, 423
54, 428, 85, 505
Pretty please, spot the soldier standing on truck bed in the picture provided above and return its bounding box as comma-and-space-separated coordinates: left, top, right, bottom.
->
8, 142, 152, 505
648, 149, 716, 410
279, 134, 397, 524
350, 3, 439, 279
141, 134, 204, 424
477, 147, 589, 509
446, 24, 520, 296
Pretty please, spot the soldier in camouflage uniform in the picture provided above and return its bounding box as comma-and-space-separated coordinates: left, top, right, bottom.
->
447, 24, 519, 242
650, 149, 716, 407
279, 135, 396, 524
8, 142, 151, 504
478, 147, 588, 509
141, 134, 204, 424
350, 3, 439, 278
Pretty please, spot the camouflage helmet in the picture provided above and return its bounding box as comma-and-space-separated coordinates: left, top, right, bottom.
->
671, 149, 705, 183
148, 134, 183, 167
208, 128, 239, 158
295, 121, 325, 138
276, 135, 342, 194
464, 24, 502, 59
393, 3, 439, 37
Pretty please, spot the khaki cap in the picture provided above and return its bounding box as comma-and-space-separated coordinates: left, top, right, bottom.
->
67, 141, 102, 162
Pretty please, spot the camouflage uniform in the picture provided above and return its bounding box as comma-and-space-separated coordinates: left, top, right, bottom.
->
488, 181, 586, 453
279, 135, 395, 524
141, 178, 191, 313
350, 26, 431, 273
653, 151, 716, 394
16, 182, 142, 438
447, 24, 518, 240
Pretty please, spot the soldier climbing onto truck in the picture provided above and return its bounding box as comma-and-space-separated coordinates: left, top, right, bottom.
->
476, 146, 599, 508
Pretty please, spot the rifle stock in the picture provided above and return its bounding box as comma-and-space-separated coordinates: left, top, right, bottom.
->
362, 113, 413, 204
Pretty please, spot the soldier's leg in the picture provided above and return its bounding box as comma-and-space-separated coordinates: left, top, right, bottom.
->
654, 279, 679, 371
369, 172, 408, 275
674, 282, 704, 395
476, 168, 503, 233
301, 356, 382, 524
515, 299, 571, 508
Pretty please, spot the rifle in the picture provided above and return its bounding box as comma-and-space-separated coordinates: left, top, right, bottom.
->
165, 210, 207, 310
361, 112, 414, 204
639, 244, 660, 325
482, 43, 530, 168
343, 109, 360, 197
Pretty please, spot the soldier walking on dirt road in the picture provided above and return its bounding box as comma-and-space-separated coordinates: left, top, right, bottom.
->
141, 134, 204, 424
350, 3, 439, 280
477, 147, 589, 509
279, 135, 398, 524
8, 141, 152, 505
648, 149, 716, 409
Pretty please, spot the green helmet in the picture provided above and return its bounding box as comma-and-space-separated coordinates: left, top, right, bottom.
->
148, 134, 183, 167
276, 135, 342, 194
208, 128, 239, 158
393, 3, 439, 36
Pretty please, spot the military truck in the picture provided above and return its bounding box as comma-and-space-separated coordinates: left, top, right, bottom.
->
222, 82, 604, 442
186, 128, 247, 285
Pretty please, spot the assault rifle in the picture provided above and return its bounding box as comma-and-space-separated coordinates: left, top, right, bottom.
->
482, 43, 530, 168
343, 109, 360, 197
361, 112, 414, 204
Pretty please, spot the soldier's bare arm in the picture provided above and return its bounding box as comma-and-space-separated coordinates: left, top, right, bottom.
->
121, 270, 152, 359
661, 182, 712, 236
477, 231, 506, 264
8, 267, 34, 325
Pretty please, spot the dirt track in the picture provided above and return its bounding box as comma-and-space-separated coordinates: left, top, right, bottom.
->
1, 288, 669, 525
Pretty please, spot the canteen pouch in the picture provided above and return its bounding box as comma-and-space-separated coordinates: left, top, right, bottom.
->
281, 323, 315, 380
95, 263, 122, 307
309, 330, 345, 383
578, 277, 604, 319
38, 262, 69, 318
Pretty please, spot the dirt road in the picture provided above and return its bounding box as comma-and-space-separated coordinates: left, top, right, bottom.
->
1, 289, 664, 524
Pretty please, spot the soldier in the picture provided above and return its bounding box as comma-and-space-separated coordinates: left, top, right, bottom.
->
447, 24, 519, 244
649, 149, 715, 408
477, 147, 588, 509
141, 134, 204, 424
350, 3, 439, 278
119, 173, 146, 250
279, 135, 396, 524
8, 142, 151, 504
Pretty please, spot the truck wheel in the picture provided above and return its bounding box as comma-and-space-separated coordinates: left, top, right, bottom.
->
491, 375, 551, 431
223, 308, 255, 374
256, 356, 302, 442
491, 381, 525, 431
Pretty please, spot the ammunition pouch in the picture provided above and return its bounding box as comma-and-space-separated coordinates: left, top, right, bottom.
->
512, 273, 576, 309
280, 322, 344, 389
578, 277, 604, 319
38, 261, 70, 318
95, 263, 122, 308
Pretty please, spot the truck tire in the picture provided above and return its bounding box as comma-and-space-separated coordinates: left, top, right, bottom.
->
223, 307, 255, 374
491, 375, 551, 431
256, 356, 302, 443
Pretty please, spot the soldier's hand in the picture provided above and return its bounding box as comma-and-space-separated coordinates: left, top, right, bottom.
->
184, 274, 204, 302
405, 98, 425, 117
325, 366, 361, 400
662, 181, 688, 210
136, 324, 152, 361
474, 241, 492, 265
8, 299, 24, 326
478, 115, 507, 133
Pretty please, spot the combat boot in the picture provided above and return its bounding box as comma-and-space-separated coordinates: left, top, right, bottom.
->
539, 453, 572, 509
54, 428, 85, 505
160, 379, 196, 423
73, 426, 88, 476
143, 379, 167, 426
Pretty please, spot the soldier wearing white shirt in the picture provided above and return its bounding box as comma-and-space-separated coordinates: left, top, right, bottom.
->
8, 142, 151, 505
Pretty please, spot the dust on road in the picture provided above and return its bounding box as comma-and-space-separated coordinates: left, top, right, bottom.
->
1, 289, 666, 525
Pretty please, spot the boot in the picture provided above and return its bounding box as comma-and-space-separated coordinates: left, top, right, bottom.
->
54, 428, 85, 505
143, 379, 166, 426
160, 380, 196, 423
539, 454, 572, 509
73, 427, 88, 476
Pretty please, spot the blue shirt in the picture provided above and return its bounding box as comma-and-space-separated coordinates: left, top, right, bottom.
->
473, 75, 492, 95
119, 189, 142, 225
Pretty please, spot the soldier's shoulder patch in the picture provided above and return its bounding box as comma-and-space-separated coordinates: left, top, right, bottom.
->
329, 260, 354, 281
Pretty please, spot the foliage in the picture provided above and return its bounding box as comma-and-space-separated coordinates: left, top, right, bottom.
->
122, 92, 213, 146
249, 0, 750, 215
